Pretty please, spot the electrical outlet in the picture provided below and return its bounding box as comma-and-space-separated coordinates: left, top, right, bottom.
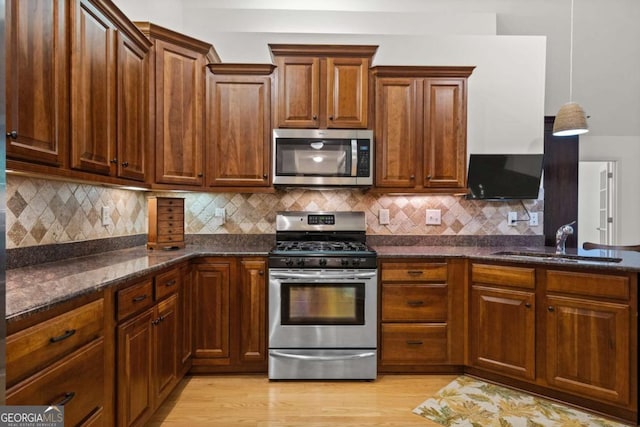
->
426, 209, 441, 225
508, 211, 518, 226
379, 208, 390, 225
215, 207, 226, 224
529, 212, 539, 226
101, 206, 111, 226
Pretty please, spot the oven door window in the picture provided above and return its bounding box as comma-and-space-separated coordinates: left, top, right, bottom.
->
281, 283, 365, 325
275, 139, 353, 177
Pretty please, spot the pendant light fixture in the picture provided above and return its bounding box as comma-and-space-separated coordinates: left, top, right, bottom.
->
553, 0, 589, 136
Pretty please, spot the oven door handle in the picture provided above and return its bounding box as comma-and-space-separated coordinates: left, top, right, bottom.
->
270, 350, 376, 361
269, 271, 377, 280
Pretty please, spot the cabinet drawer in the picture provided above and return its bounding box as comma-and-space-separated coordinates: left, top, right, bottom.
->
156, 198, 184, 208
381, 262, 447, 282
156, 234, 184, 244
471, 263, 535, 289
381, 324, 448, 364
117, 279, 154, 320
7, 338, 105, 427
155, 268, 181, 301
158, 219, 183, 229
7, 299, 104, 387
157, 225, 184, 235
157, 206, 184, 218
546, 270, 629, 300
382, 284, 447, 321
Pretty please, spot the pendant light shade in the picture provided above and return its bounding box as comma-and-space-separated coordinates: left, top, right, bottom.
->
552, 102, 589, 136
553, 0, 589, 137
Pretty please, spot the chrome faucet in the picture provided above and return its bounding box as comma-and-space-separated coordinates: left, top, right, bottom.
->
555, 221, 576, 254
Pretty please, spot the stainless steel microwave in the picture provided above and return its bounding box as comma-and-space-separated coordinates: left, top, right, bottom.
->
272, 129, 374, 187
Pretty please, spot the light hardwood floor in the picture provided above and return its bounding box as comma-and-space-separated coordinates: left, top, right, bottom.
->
147, 374, 456, 426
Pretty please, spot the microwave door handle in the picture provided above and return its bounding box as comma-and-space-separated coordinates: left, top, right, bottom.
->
351, 139, 358, 176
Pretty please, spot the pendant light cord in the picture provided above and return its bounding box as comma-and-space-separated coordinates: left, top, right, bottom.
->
568, 0, 575, 101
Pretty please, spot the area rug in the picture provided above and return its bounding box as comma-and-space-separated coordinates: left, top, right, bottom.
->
413, 376, 630, 427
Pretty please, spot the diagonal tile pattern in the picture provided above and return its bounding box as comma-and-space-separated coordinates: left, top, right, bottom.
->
7, 176, 543, 249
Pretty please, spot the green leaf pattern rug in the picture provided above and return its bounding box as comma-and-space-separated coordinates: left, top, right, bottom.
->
413, 376, 631, 427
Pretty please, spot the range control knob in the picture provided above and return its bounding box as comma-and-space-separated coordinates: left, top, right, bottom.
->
351, 258, 361, 267
296, 259, 305, 267
285, 258, 294, 267
341, 259, 350, 267
319, 258, 328, 267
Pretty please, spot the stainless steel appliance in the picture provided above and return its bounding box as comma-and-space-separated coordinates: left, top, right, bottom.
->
268, 211, 377, 380
272, 129, 374, 187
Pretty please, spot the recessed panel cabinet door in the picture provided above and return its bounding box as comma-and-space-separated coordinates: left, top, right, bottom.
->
375, 78, 419, 188
153, 294, 179, 406
117, 31, 149, 182
154, 39, 205, 185
326, 57, 369, 129
275, 56, 320, 128
193, 262, 231, 361
6, 0, 68, 166
207, 75, 271, 187
238, 259, 267, 363
545, 295, 630, 405
423, 79, 466, 188
70, 0, 116, 175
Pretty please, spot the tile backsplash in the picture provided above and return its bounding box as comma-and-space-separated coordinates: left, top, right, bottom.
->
7, 176, 543, 249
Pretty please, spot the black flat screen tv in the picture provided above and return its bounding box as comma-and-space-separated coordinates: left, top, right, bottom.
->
466, 154, 544, 200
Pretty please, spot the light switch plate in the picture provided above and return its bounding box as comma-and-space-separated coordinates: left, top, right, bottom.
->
379, 208, 390, 225
101, 206, 111, 226
215, 207, 226, 224
426, 209, 441, 225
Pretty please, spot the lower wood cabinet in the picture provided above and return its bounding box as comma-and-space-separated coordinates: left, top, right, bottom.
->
468, 262, 638, 423
191, 256, 267, 373
378, 258, 465, 372
116, 265, 184, 427
469, 264, 536, 380
6, 294, 111, 426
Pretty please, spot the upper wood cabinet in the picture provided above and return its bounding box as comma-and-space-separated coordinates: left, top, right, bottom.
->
6, 0, 151, 185
270, 44, 377, 129
136, 22, 220, 188
372, 66, 474, 193
6, 0, 69, 167
206, 64, 275, 189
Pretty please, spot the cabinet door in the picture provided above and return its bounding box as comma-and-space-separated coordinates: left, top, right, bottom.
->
154, 39, 205, 185
6, 0, 68, 166
193, 262, 231, 361
423, 78, 466, 188
153, 294, 179, 406
375, 78, 419, 188
275, 56, 320, 128
326, 57, 369, 128
117, 308, 154, 427
117, 31, 148, 182
70, 0, 116, 175
179, 264, 193, 375
207, 75, 271, 187
470, 285, 535, 380
238, 259, 267, 364
545, 295, 630, 405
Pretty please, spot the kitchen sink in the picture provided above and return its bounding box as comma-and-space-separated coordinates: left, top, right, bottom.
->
492, 251, 623, 264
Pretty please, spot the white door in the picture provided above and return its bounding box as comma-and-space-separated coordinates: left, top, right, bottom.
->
578, 161, 617, 247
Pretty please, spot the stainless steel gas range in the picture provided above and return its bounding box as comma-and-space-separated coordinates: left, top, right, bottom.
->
268, 211, 377, 380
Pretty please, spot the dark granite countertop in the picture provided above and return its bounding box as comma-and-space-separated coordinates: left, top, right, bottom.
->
7, 240, 640, 323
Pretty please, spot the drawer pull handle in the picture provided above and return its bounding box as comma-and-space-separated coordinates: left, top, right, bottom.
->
54, 391, 76, 406
406, 340, 423, 346
407, 270, 423, 275
133, 294, 148, 303
164, 279, 177, 287
407, 300, 424, 307
49, 329, 76, 343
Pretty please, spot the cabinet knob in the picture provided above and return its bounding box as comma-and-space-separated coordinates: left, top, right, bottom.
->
263, 174, 268, 179
259, 270, 265, 276
410, 175, 415, 180
329, 116, 334, 121
426, 175, 432, 180
198, 173, 204, 177
525, 302, 532, 308
6, 130, 18, 139
312, 115, 318, 120
548, 306, 555, 312
110, 158, 118, 164
121, 161, 129, 167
